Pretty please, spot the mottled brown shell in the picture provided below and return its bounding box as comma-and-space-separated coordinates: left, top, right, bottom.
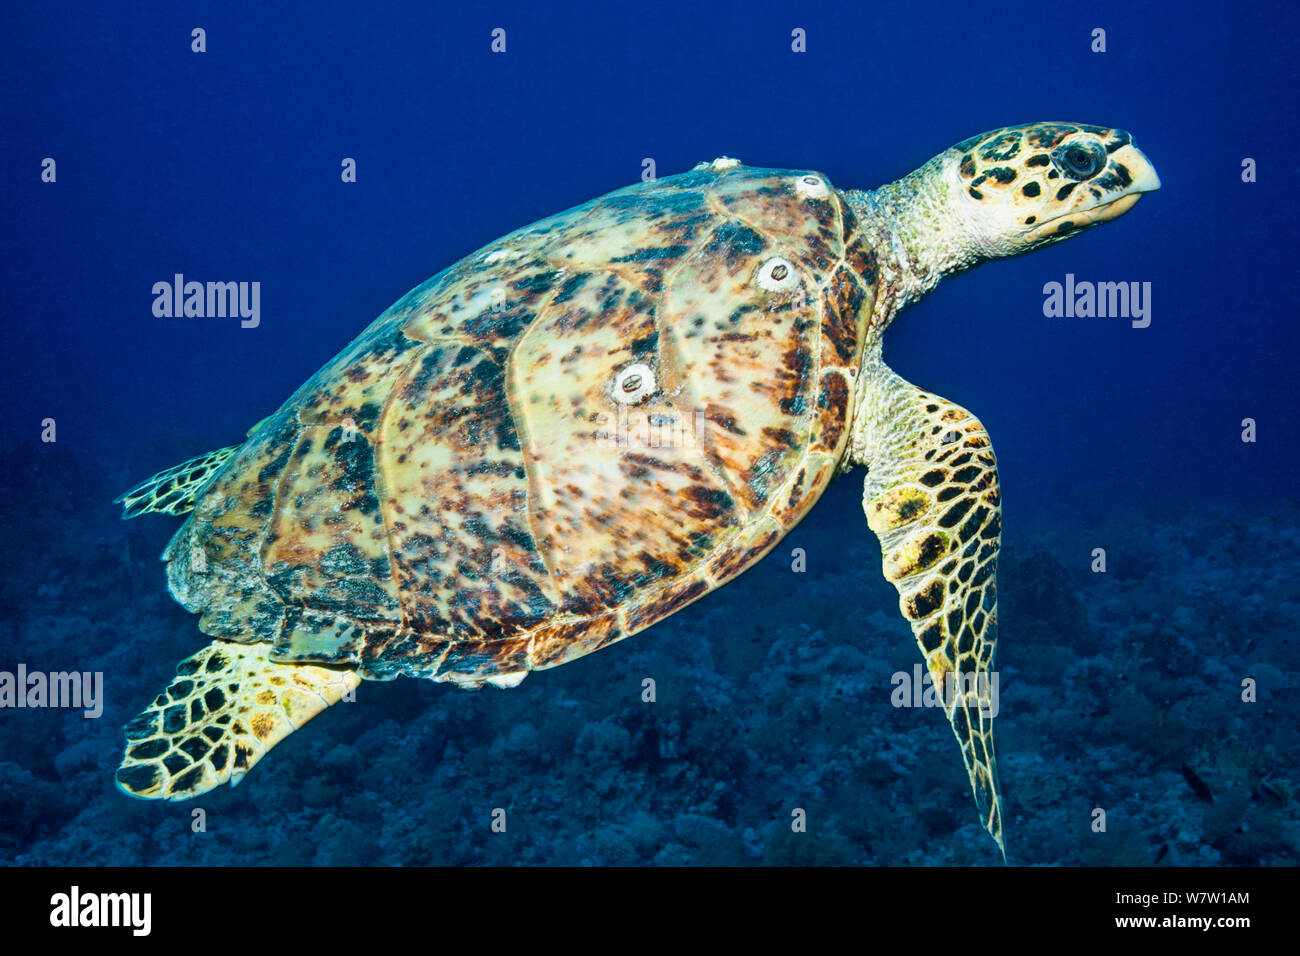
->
165, 163, 878, 685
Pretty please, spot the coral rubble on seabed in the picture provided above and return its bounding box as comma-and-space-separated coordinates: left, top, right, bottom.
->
0, 442, 1295, 865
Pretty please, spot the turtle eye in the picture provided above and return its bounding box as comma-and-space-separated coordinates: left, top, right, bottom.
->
1052, 141, 1105, 181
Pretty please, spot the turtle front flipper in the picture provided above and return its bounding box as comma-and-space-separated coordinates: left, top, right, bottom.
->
115, 445, 242, 518
116, 640, 359, 799
853, 356, 1004, 857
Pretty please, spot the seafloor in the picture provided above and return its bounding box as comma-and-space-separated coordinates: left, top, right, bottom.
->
1, 436, 1296, 866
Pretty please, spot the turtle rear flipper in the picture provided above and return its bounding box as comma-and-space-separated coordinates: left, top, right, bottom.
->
115, 445, 242, 518
115, 640, 359, 800
855, 356, 1005, 858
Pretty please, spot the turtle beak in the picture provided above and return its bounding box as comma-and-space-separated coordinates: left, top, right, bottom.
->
1081, 142, 1161, 225
1118, 142, 1162, 192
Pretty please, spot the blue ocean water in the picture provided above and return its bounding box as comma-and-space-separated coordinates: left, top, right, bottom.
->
1, 1, 1296, 865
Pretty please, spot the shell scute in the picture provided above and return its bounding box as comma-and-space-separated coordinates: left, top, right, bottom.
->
262, 425, 399, 620
378, 344, 555, 639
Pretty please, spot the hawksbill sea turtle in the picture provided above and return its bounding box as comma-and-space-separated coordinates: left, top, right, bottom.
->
114, 122, 1159, 856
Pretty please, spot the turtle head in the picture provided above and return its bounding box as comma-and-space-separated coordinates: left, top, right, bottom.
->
844, 122, 1159, 330
948, 122, 1161, 256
